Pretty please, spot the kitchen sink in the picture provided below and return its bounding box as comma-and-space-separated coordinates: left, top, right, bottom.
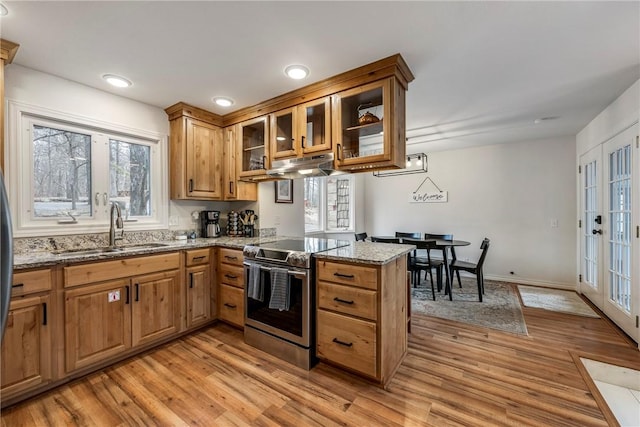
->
53, 243, 169, 256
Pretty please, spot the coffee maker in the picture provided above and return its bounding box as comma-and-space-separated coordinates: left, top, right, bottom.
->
200, 210, 221, 238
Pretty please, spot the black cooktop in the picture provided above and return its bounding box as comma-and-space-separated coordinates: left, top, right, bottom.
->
256, 238, 350, 254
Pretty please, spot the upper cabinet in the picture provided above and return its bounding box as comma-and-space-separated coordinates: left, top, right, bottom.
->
165, 103, 224, 200
223, 125, 257, 200
270, 96, 332, 160
333, 77, 405, 171
238, 116, 270, 180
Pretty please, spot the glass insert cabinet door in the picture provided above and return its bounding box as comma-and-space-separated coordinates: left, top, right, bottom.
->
270, 107, 296, 160
238, 116, 269, 178
332, 77, 405, 171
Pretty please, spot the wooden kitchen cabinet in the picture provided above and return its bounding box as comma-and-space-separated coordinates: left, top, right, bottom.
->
1, 269, 52, 400
216, 247, 245, 327
270, 96, 332, 160
63, 252, 181, 373
185, 249, 212, 329
332, 77, 406, 172
166, 103, 224, 200
315, 256, 407, 386
238, 116, 270, 180
223, 125, 257, 200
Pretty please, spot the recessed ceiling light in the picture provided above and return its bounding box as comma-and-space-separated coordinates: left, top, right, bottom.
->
534, 116, 559, 124
284, 64, 309, 80
102, 74, 132, 88
0, 3, 8, 16
212, 96, 234, 107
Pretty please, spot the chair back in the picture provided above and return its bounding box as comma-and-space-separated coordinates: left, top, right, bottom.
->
476, 238, 491, 269
371, 237, 401, 244
424, 233, 453, 241
354, 232, 368, 241
395, 231, 421, 239
402, 238, 438, 264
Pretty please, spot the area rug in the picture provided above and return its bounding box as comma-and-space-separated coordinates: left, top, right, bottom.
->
412, 278, 528, 336
517, 285, 600, 318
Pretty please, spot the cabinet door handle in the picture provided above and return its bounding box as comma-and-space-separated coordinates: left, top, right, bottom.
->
11, 283, 24, 289
224, 303, 237, 309
189, 272, 194, 288
332, 337, 353, 347
125, 285, 130, 304
333, 297, 354, 305
333, 272, 355, 279
225, 274, 238, 279
336, 144, 342, 161
224, 255, 238, 261
42, 302, 47, 326
95, 192, 101, 206
262, 156, 267, 169
300, 135, 305, 149
192, 256, 206, 261
135, 283, 139, 302
229, 181, 234, 195
189, 179, 194, 193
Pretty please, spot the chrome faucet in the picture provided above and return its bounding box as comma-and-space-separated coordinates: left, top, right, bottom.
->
109, 202, 124, 248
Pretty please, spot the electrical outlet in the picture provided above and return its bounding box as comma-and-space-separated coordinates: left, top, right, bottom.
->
550, 218, 558, 228
169, 216, 179, 226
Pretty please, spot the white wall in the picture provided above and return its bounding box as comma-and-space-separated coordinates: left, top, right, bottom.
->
4, 65, 236, 234
363, 137, 577, 287
254, 181, 305, 237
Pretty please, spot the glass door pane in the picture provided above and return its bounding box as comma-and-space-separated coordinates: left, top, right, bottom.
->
584, 159, 598, 288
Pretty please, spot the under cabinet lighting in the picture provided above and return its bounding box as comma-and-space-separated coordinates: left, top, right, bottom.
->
102, 74, 132, 88
375, 153, 428, 177
284, 65, 309, 80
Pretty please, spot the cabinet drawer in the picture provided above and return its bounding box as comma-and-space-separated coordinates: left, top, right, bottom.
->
317, 260, 378, 290
318, 281, 377, 321
218, 284, 244, 327
218, 264, 244, 289
317, 309, 376, 378
218, 248, 243, 266
64, 252, 180, 288
12, 269, 52, 297
186, 248, 210, 266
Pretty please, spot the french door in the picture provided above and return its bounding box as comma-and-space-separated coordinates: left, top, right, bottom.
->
580, 124, 639, 344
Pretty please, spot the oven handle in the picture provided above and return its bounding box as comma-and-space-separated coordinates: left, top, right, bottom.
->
244, 262, 308, 280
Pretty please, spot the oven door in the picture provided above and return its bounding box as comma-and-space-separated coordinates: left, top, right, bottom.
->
244, 261, 311, 348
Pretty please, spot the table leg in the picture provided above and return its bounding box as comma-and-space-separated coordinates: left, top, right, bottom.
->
443, 247, 452, 300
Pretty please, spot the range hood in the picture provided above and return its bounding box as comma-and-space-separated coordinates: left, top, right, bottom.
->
267, 153, 345, 180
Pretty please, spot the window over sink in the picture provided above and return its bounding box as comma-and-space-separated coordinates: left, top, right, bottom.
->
7, 101, 168, 237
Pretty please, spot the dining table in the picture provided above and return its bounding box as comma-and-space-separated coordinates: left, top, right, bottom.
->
370, 236, 471, 300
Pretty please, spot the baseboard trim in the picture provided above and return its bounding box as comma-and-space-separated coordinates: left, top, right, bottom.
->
483, 274, 575, 291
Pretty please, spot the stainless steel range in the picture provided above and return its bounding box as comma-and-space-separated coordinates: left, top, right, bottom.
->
243, 238, 350, 369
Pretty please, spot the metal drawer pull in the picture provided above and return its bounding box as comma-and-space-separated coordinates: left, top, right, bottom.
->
225, 256, 238, 261
125, 286, 130, 304
42, 303, 47, 326
333, 272, 355, 279
189, 272, 194, 288
192, 256, 206, 261
224, 303, 237, 309
332, 337, 353, 347
225, 274, 238, 279
333, 297, 354, 305
12, 283, 24, 288
135, 283, 139, 302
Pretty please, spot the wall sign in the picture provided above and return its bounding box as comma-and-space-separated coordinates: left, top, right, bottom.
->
410, 191, 448, 203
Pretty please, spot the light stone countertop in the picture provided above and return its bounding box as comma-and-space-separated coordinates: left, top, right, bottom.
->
14, 237, 414, 270
313, 241, 415, 265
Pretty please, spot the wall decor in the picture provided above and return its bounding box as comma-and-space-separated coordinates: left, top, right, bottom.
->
275, 180, 293, 203
410, 175, 448, 203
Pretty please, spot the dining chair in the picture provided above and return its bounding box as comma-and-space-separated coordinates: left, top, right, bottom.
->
354, 232, 368, 241
402, 238, 443, 300
395, 231, 422, 239
370, 236, 400, 243
424, 233, 458, 286
449, 238, 490, 302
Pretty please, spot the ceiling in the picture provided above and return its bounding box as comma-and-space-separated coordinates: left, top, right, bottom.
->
1, 1, 638, 152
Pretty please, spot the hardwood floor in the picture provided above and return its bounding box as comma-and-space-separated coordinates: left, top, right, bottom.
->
2, 305, 638, 426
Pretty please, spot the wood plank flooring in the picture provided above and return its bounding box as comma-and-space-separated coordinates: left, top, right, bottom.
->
2, 304, 638, 426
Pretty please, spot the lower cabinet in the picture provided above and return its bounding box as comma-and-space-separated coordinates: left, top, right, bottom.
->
216, 247, 245, 327
64, 255, 181, 374
316, 256, 407, 386
1, 294, 52, 398
185, 249, 213, 329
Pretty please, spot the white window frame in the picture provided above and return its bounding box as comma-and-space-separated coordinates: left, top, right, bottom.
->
304, 175, 355, 235
7, 100, 168, 237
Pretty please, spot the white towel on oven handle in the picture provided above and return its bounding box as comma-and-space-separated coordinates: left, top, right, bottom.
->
247, 263, 263, 302
269, 267, 290, 311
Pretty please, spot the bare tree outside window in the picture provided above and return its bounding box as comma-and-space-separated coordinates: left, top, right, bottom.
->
109, 139, 151, 217
32, 125, 92, 217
